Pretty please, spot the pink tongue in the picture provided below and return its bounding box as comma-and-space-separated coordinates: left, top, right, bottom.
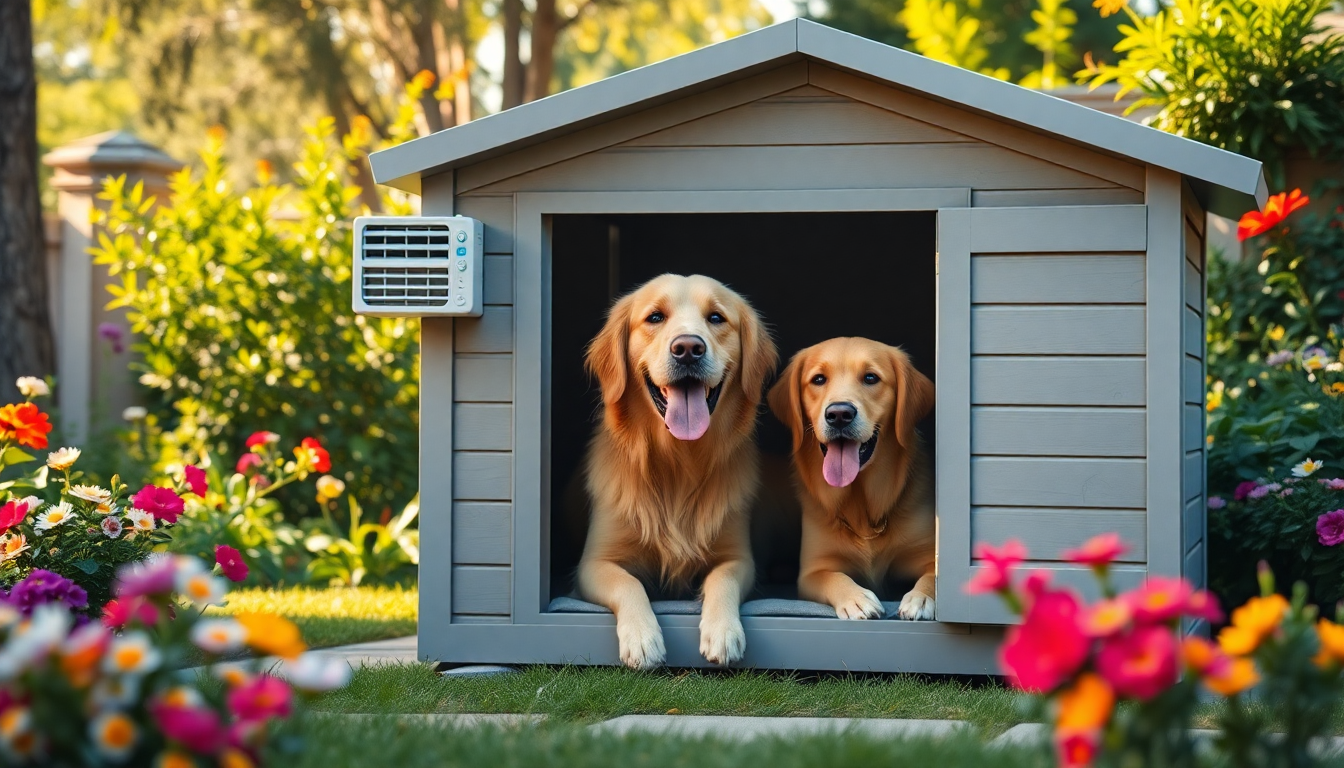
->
822, 440, 861, 487
664, 382, 711, 441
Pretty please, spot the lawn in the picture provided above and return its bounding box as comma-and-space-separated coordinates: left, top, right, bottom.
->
206, 585, 418, 648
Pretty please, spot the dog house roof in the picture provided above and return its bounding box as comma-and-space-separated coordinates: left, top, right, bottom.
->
369, 19, 1266, 218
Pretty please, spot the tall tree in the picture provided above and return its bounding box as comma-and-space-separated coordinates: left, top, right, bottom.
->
0, 0, 57, 402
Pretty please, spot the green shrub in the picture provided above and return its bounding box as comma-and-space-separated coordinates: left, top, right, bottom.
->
1083, 0, 1344, 186
92, 121, 419, 518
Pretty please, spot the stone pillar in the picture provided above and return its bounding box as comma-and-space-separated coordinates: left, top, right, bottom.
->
42, 131, 181, 445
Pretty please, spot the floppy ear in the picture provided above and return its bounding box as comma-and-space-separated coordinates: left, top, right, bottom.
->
892, 349, 935, 450
767, 352, 806, 452
736, 295, 778, 403
584, 293, 634, 408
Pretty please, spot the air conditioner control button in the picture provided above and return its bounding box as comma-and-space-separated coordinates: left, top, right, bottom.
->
456, 231, 468, 242
455, 295, 467, 306
457, 261, 468, 271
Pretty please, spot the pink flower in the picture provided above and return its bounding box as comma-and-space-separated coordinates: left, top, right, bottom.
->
1183, 590, 1225, 625
1207, 496, 1227, 510
150, 703, 227, 753
236, 453, 263, 474
1247, 485, 1273, 500
1318, 510, 1344, 546
245, 431, 280, 449
1062, 533, 1128, 568
1323, 478, 1344, 491
183, 465, 207, 497
215, 545, 248, 582
1234, 481, 1259, 501
1126, 576, 1193, 624
1000, 587, 1089, 692
1280, 488, 1295, 498
226, 675, 293, 722
102, 597, 161, 629
965, 539, 1027, 594
132, 486, 184, 524
114, 554, 177, 599
1096, 625, 1179, 700
0, 500, 29, 533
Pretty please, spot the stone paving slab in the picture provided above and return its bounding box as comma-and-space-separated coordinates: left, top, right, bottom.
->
319, 635, 419, 666
589, 715, 969, 741
321, 713, 545, 728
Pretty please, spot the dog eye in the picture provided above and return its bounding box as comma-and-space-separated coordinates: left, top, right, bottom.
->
810, 374, 827, 386
863, 373, 880, 385
646, 311, 665, 324
707, 312, 725, 324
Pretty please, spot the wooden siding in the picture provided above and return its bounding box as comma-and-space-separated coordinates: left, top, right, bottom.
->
1181, 186, 1207, 585
972, 508, 1146, 562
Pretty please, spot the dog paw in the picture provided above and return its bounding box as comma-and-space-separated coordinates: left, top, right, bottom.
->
898, 590, 935, 621
833, 587, 884, 620
617, 617, 666, 670
699, 615, 746, 665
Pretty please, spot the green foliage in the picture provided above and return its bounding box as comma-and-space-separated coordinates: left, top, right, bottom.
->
1020, 0, 1076, 89
92, 120, 420, 519
303, 495, 419, 587
900, 0, 1010, 79
1082, 0, 1344, 186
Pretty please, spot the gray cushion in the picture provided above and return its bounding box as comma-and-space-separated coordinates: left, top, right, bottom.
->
547, 596, 905, 619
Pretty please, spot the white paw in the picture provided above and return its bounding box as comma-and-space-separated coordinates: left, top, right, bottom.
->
898, 590, 935, 621
833, 587, 884, 620
617, 615, 666, 670
699, 615, 746, 666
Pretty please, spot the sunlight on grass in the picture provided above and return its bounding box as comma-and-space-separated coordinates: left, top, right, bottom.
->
207, 586, 417, 648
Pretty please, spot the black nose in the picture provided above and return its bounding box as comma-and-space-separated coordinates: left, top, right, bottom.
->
670, 334, 706, 364
825, 403, 857, 427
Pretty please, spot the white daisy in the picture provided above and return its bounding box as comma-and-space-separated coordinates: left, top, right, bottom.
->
277, 652, 353, 692
102, 632, 161, 676
191, 618, 247, 654
68, 485, 112, 505
90, 676, 140, 711
121, 406, 147, 422
1294, 458, 1325, 478
0, 606, 72, 681
88, 712, 138, 761
125, 508, 156, 532
45, 447, 80, 471
15, 377, 48, 398
35, 502, 76, 531
0, 533, 29, 562
176, 569, 227, 608
101, 517, 123, 539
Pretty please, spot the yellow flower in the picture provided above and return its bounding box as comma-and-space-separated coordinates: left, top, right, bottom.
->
68, 484, 112, 504
315, 475, 345, 503
235, 613, 307, 660
1056, 673, 1114, 730
156, 751, 196, 768
1315, 619, 1344, 667
256, 159, 275, 184
207, 125, 227, 145
221, 747, 257, 768
1268, 325, 1286, 342
1218, 594, 1288, 656
89, 712, 138, 761
1092, 0, 1128, 16
1207, 382, 1224, 411
1205, 657, 1259, 697
0, 534, 28, 562
45, 447, 80, 471
411, 69, 436, 91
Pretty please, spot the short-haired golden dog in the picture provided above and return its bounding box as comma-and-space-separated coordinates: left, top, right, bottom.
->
768, 337, 937, 621
578, 274, 777, 668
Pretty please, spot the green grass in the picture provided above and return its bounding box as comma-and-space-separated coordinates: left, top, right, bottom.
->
281, 717, 1050, 768
313, 664, 1032, 734
206, 586, 417, 648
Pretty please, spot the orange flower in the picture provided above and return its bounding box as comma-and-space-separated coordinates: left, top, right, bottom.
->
1314, 619, 1344, 667
1205, 657, 1260, 697
207, 125, 227, 145
1056, 673, 1114, 730
0, 402, 53, 450
1181, 636, 1228, 676
1238, 189, 1309, 241
411, 69, 436, 91
1081, 598, 1131, 638
234, 613, 306, 660
1092, 0, 1128, 17
1217, 594, 1288, 656
255, 159, 274, 184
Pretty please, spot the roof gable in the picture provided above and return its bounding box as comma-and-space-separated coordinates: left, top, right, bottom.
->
370, 19, 1265, 217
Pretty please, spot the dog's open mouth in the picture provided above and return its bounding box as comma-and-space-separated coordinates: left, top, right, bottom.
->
818, 427, 880, 488
646, 375, 723, 441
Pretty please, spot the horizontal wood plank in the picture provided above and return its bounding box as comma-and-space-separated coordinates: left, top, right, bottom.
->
453, 452, 513, 500
455, 355, 513, 402
972, 188, 1144, 207
971, 507, 1146, 562
483, 256, 514, 305
967, 205, 1148, 253
455, 306, 513, 353
452, 615, 511, 624
1184, 356, 1203, 405
971, 254, 1145, 304
1184, 307, 1203, 360
971, 457, 1147, 508
455, 195, 515, 254
451, 566, 511, 615
972, 407, 1146, 457
1184, 404, 1203, 452
1184, 496, 1205, 554
972, 306, 1145, 355
971, 357, 1146, 406
1184, 450, 1204, 502
476, 144, 1124, 194
453, 502, 512, 565
453, 404, 513, 451
623, 96, 972, 147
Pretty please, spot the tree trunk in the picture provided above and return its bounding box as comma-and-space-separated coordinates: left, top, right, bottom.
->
526, 0, 559, 103
443, 0, 472, 125
0, 0, 56, 404
411, 0, 446, 133
501, 0, 525, 110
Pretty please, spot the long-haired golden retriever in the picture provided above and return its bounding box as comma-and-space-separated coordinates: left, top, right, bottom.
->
578, 274, 777, 669
768, 337, 937, 621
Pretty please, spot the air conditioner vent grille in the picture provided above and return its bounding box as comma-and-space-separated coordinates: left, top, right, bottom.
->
361, 224, 455, 256
361, 266, 451, 307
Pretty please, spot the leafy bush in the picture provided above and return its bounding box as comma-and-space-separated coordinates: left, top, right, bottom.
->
303, 494, 419, 587
92, 121, 419, 518
1083, 0, 1344, 186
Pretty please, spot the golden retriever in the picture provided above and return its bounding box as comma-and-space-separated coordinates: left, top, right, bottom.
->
578, 274, 778, 669
768, 338, 937, 621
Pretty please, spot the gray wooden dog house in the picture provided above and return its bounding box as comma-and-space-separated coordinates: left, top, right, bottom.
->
369, 19, 1265, 672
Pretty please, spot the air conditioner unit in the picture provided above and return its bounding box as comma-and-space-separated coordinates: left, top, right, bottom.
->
352, 216, 484, 318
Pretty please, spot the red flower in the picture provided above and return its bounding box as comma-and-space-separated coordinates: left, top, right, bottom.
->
1095, 625, 1179, 700
215, 545, 249, 583
226, 675, 293, 722
132, 485, 185, 524
1055, 729, 1101, 768
294, 437, 331, 473
1000, 587, 1089, 692
965, 539, 1027, 594
245, 431, 280, 449
183, 465, 208, 497
150, 703, 227, 753
1062, 533, 1128, 568
236, 453, 263, 474
1238, 189, 1309, 241
0, 500, 30, 533
1183, 589, 1225, 625
0, 402, 53, 450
